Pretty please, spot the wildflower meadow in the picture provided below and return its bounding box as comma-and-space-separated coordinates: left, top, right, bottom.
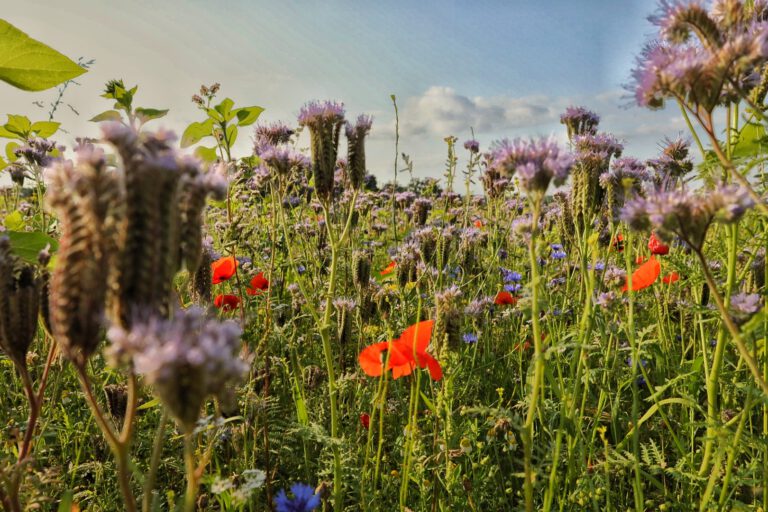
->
1, 1, 768, 510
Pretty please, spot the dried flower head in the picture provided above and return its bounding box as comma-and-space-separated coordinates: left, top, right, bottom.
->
45, 145, 122, 365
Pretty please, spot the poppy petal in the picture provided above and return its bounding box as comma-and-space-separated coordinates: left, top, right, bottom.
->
358, 342, 389, 377
391, 360, 416, 379
417, 353, 443, 381
212, 256, 237, 284
622, 256, 661, 292
398, 320, 435, 355
662, 272, 680, 284
494, 291, 517, 306
380, 261, 396, 276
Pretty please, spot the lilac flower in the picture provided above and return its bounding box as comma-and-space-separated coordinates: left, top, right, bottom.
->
274, 483, 320, 512
259, 145, 310, 177
551, 249, 567, 260
595, 291, 621, 309
464, 296, 493, 318
504, 283, 522, 293
253, 121, 294, 154
107, 307, 246, 432
487, 137, 574, 195
730, 292, 762, 317
560, 106, 600, 139
463, 139, 480, 153
500, 268, 522, 283
463, 332, 479, 344
621, 185, 754, 250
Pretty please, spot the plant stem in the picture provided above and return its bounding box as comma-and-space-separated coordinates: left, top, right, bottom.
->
183, 433, 198, 512
142, 411, 168, 512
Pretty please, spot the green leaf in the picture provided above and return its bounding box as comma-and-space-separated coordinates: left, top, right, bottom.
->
180, 118, 214, 148
135, 107, 168, 125
0, 19, 86, 91
226, 124, 238, 147
5, 141, 20, 162
732, 121, 766, 159
56, 491, 73, 512
0, 157, 6, 170
0, 125, 20, 139
30, 120, 59, 137
4, 210, 24, 230
206, 107, 223, 122
214, 98, 235, 121
89, 110, 123, 123
4, 114, 31, 137
5, 230, 58, 264
194, 145, 219, 163
137, 397, 160, 411
234, 105, 264, 127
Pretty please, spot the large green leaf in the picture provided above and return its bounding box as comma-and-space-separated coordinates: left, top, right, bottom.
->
4, 114, 31, 137
30, 120, 59, 137
194, 145, 219, 163
235, 105, 264, 127
732, 121, 767, 159
135, 107, 168, 125
226, 124, 238, 147
89, 110, 123, 123
181, 118, 214, 148
214, 98, 235, 121
0, 19, 86, 91
5, 230, 58, 264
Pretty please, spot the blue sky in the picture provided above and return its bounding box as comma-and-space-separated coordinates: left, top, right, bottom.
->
2, 1, 686, 183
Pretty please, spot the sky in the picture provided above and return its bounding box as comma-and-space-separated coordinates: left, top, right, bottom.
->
1, 0, 688, 185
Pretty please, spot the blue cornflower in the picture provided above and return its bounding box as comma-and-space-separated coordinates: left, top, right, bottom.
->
551, 249, 567, 260
551, 243, 563, 251
498, 248, 508, 260
504, 283, 522, 293
274, 483, 320, 512
297, 265, 306, 275
463, 333, 479, 344
594, 261, 605, 271
500, 268, 522, 283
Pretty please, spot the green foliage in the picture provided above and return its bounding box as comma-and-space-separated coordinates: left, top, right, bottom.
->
5, 230, 58, 263
0, 19, 86, 91
89, 79, 168, 129
182, 91, 263, 163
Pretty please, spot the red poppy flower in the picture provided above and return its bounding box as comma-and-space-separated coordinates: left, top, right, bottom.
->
214, 294, 241, 312
612, 233, 624, 252
494, 291, 517, 306
622, 256, 661, 292
358, 320, 442, 381
380, 261, 396, 276
246, 271, 270, 295
360, 413, 371, 429
648, 232, 669, 255
474, 219, 483, 228
662, 272, 680, 284
212, 256, 237, 284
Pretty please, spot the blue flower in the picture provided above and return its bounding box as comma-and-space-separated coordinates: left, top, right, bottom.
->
504, 283, 522, 293
500, 268, 522, 283
550, 243, 563, 251
297, 265, 307, 275
463, 333, 479, 344
551, 249, 567, 260
274, 483, 320, 512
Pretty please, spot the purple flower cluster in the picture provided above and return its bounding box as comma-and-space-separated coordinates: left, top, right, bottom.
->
107, 307, 246, 432
487, 137, 574, 195
630, 0, 768, 111
560, 106, 600, 139
621, 185, 754, 249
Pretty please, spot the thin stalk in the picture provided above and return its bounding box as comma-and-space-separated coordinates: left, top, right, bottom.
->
142, 411, 168, 512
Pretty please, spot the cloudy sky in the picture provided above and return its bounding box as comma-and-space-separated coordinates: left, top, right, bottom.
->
2, 0, 689, 183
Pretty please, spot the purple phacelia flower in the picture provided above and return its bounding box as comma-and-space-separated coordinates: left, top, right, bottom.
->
488, 137, 574, 195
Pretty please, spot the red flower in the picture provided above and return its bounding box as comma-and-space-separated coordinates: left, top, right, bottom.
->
360, 413, 371, 429
648, 232, 669, 255
621, 256, 661, 292
662, 272, 680, 284
380, 261, 396, 276
358, 320, 442, 381
612, 233, 624, 252
494, 291, 517, 306
473, 219, 483, 228
246, 272, 270, 295
214, 294, 241, 312
212, 256, 237, 284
